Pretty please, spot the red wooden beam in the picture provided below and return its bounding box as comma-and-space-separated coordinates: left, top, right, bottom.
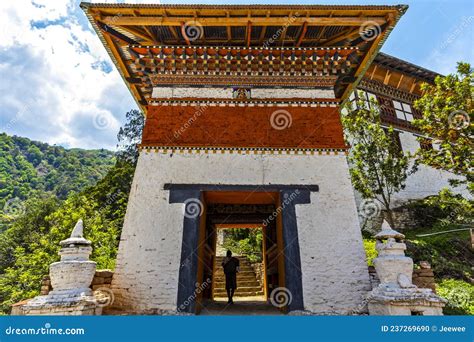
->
296, 21, 308, 47
246, 20, 252, 47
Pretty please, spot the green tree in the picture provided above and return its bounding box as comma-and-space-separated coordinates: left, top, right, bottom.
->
413, 62, 473, 192
222, 228, 263, 263
342, 94, 417, 227
117, 109, 144, 164
0, 109, 141, 314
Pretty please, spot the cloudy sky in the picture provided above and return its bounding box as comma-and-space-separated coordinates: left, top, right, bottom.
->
0, 0, 472, 150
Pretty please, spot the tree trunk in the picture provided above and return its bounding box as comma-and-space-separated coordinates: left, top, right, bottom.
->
385, 207, 395, 229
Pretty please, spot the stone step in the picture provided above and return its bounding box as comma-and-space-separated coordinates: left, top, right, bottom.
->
216, 263, 254, 269
215, 265, 254, 270
214, 287, 264, 293
213, 255, 264, 298
213, 276, 257, 282
215, 257, 253, 264
214, 270, 255, 275
214, 280, 260, 287
214, 286, 263, 292
214, 287, 263, 294
214, 290, 264, 297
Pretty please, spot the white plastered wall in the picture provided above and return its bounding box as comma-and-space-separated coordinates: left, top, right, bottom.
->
111, 151, 370, 314
393, 132, 470, 205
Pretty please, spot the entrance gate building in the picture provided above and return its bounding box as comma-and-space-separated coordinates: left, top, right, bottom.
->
81, 3, 407, 314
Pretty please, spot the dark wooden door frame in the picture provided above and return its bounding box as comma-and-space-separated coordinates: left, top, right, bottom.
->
166, 183, 318, 313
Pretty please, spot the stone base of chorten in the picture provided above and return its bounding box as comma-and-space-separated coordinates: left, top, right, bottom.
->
12, 289, 102, 316
367, 284, 446, 315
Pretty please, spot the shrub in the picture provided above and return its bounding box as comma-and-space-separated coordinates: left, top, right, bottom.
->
437, 279, 474, 315
363, 239, 377, 266
222, 228, 262, 263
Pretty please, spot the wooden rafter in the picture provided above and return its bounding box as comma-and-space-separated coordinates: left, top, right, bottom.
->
226, 11, 232, 41
396, 73, 404, 89
279, 12, 292, 44
259, 11, 270, 43
180, 22, 192, 46
322, 27, 359, 46
409, 78, 418, 93
341, 19, 389, 101
383, 69, 392, 85
295, 21, 308, 47
246, 20, 252, 47
370, 64, 378, 80
118, 24, 155, 44
314, 11, 332, 44
133, 10, 158, 44
97, 22, 138, 45
102, 16, 387, 27
101, 31, 144, 112
163, 11, 179, 40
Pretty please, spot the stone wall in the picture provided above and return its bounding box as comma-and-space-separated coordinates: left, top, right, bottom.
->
251, 262, 264, 288
111, 150, 371, 314
39, 269, 114, 296
412, 262, 436, 292
359, 205, 442, 233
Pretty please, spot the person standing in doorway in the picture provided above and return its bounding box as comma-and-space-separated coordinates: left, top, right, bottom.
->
221, 250, 240, 304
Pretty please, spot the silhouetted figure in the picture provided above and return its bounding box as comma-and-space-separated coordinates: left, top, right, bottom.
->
221, 250, 240, 304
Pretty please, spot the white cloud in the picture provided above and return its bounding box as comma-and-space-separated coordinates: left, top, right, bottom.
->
0, 0, 137, 149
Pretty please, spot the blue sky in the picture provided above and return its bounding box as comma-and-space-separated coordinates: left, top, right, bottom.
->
0, 0, 472, 150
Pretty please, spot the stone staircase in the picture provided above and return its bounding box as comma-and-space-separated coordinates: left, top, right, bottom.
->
213, 256, 264, 298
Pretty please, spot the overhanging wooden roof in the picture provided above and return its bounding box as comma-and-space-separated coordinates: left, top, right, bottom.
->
374, 52, 440, 83
80, 3, 408, 113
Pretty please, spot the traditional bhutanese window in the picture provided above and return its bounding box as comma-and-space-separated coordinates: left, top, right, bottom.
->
349, 90, 378, 109
393, 100, 414, 122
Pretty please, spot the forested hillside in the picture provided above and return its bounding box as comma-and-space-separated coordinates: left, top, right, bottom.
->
0, 134, 115, 230
0, 110, 143, 314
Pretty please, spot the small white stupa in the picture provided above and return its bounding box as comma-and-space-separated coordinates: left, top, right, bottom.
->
14, 219, 102, 315
367, 220, 446, 315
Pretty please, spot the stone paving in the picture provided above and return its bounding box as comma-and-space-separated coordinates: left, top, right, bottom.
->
200, 297, 282, 316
